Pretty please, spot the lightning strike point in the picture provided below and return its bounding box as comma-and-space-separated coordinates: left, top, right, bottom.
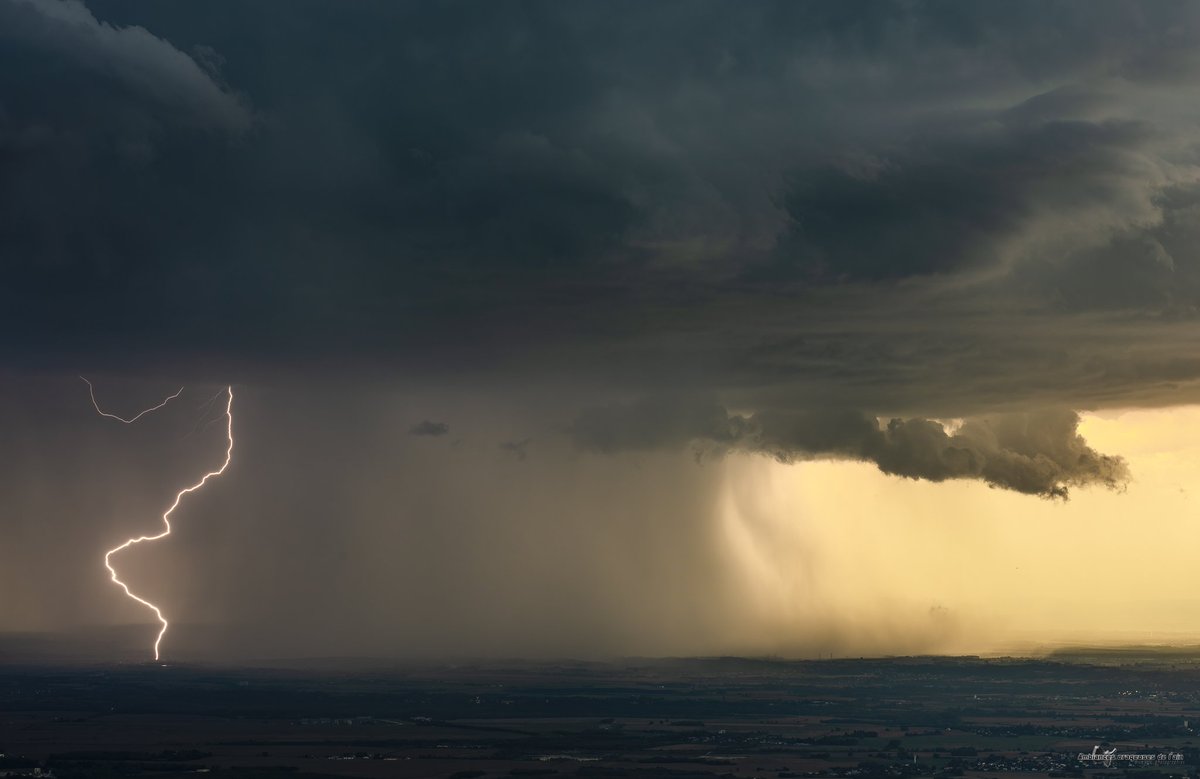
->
86, 379, 235, 661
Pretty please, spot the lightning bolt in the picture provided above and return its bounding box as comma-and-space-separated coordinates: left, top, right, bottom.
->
84, 377, 235, 661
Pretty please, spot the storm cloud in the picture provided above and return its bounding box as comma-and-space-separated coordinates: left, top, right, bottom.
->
572, 399, 1128, 498
5, 0, 1200, 492
6, 0, 1200, 396
0, 0, 249, 131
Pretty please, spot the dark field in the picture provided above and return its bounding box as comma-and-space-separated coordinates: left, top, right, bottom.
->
2, 652, 1200, 779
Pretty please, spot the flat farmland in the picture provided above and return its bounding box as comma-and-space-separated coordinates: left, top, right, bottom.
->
1, 653, 1198, 778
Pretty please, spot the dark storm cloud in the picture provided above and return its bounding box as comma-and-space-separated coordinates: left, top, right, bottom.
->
572, 399, 1128, 498
1009, 183, 1200, 313
773, 115, 1167, 281
409, 419, 449, 437
7, 0, 1200, 493
0, 0, 249, 131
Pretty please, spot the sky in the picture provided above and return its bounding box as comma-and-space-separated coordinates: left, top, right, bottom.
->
4, 0, 1200, 661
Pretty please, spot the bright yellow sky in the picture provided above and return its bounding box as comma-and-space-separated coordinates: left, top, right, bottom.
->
714, 407, 1200, 656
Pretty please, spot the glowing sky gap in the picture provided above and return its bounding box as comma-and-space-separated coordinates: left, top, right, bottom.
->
89, 383, 235, 661
80, 376, 183, 423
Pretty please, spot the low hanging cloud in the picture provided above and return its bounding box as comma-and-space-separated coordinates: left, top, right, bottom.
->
571, 399, 1128, 498
499, 438, 532, 460
409, 419, 450, 436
